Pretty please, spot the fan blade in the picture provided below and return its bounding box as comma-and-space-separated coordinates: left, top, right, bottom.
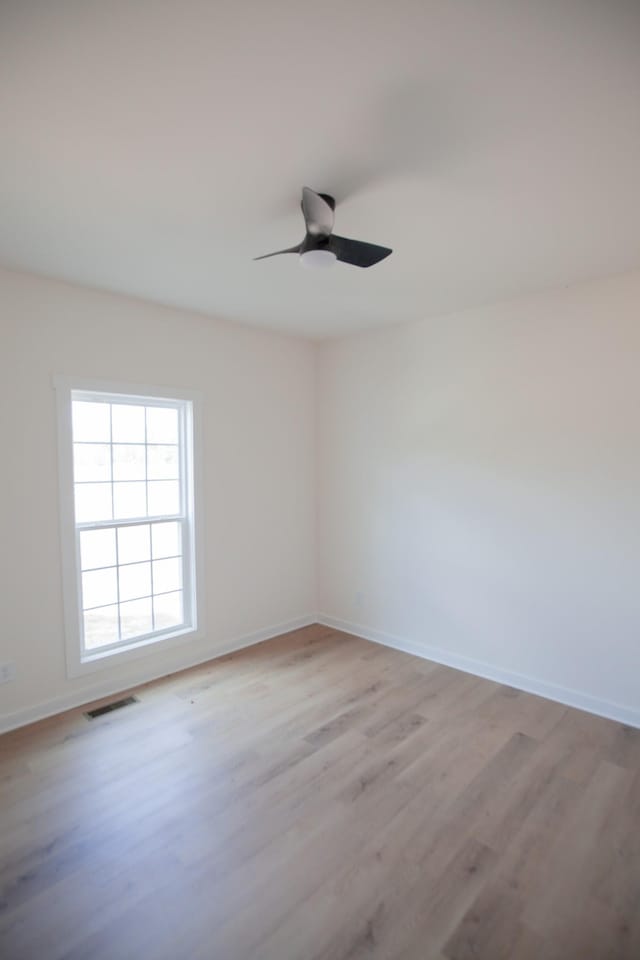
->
253, 244, 301, 261
328, 234, 392, 268
301, 187, 335, 237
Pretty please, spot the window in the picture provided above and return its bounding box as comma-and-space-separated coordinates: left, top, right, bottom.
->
55, 378, 203, 675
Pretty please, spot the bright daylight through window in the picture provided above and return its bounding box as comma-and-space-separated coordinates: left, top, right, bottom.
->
56, 381, 199, 670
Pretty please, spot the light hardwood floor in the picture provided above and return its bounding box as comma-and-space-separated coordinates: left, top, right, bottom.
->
1, 625, 639, 959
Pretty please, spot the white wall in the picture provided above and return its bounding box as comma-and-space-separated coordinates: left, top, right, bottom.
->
2, 265, 639, 732
317, 272, 640, 725
0, 267, 316, 729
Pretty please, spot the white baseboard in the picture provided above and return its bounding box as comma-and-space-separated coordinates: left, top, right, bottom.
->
317, 614, 640, 730
0, 615, 316, 735
6, 612, 637, 734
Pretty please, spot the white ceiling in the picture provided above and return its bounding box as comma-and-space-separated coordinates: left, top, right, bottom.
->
1, 1, 640, 338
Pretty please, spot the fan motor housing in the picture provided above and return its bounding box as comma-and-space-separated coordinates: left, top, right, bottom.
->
300, 234, 332, 254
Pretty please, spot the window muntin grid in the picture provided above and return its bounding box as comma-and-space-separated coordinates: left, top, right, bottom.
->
70, 394, 193, 654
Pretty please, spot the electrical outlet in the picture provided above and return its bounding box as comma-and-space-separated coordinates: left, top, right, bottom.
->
0, 662, 16, 684
355, 591, 365, 609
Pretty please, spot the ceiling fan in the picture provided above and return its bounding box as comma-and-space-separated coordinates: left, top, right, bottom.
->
254, 187, 392, 269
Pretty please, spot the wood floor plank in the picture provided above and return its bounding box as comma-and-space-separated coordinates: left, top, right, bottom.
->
442, 879, 525, 960
1, 625, 638, 960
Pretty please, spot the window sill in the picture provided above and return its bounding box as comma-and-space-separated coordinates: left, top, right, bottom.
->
67, 624, 202, 679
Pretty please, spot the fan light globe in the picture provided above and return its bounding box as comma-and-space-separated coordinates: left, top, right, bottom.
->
299, 249, 337, 269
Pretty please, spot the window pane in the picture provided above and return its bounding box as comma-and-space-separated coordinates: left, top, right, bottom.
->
80, 528, 116, 570
152, 557, 182, 595
119, 561, 151, 602
147, 444, 179, 480
72, 401, 110, 443
147, 480, 179, 516
82, 567, 118, 609
112, 444, 146, 481
153, 591, 183, 630
117, 524, 151, 565
151, 521, 181, 559
120, 597, 153, 640
74, 443, 111, 482
111, 403, 146, 443
66, 391, 193, 658
75, 483, 113, 523
84, 604, 119, 649
113, 481, 146, 520
146, 406, 178, 444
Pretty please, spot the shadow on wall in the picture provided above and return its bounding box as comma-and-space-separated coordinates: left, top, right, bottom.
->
328, 298, 640, 701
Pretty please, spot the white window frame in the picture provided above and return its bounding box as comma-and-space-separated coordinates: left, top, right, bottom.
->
54, 376, 205, 678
